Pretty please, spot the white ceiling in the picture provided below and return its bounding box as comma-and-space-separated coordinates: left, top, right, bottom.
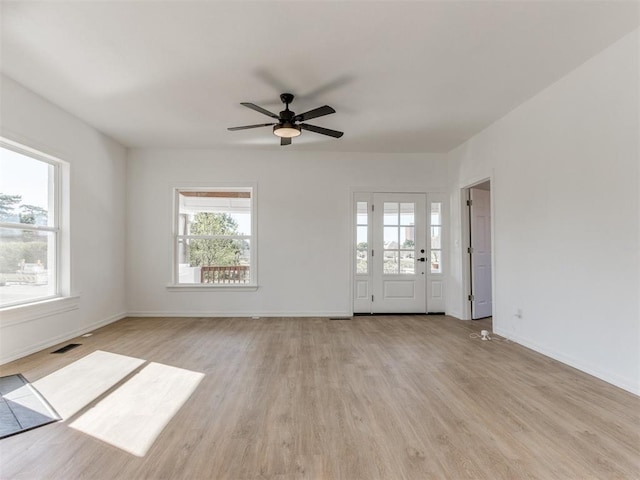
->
1, 1, 638, 153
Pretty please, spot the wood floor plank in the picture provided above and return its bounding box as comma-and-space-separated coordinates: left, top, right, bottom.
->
0, 315, 638, 479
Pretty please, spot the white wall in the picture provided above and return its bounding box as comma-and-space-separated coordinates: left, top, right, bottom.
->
446, 30, 639, 394
126, 149, 446, 317
0, 75, 128, 363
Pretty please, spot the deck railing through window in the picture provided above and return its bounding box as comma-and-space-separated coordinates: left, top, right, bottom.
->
200, 265, 250, 284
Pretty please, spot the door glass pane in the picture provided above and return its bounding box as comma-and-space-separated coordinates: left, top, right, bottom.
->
431, 250, 442, 273
383, 251, 399, 274
383, 203, 399, 225
399, 203, 415, 226
431, 202, 442, 226
400, 226, 414, 248
384, 226, 399, 246
400, 251, 415, 274
431, 226, 441, 249
356, 201, 368, 225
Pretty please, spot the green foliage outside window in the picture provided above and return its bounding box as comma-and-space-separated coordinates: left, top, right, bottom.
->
0, 242, 47, 273
188, 212, 243, 267
0, 194, 22, 220
0, 193, 49, 273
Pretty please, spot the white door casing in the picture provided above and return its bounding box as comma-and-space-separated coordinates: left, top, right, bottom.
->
470, 188, 492, 319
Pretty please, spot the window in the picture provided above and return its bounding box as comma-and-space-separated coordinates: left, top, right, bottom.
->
355, 201, 368, 274
174, 187, 255, 286
430, 202, 442, 273
0, 142, 61, 307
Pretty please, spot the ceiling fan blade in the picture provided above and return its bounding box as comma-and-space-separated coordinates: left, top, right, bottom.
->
240, 102, 280, 119
227, 123, 276, 131
281, 137, 292, 146
300, 123, 344, 138
293, 105, 335, 122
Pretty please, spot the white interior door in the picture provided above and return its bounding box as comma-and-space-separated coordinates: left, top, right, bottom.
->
470, 188, 492, 319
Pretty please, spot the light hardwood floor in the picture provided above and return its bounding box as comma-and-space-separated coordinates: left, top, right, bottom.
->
0, 316, 638, 479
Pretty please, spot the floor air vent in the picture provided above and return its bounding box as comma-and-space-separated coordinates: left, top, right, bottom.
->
51, 344, 81, 354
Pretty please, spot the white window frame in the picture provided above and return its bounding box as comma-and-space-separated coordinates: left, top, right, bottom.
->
0, 137, 73, 313
169, 184, 257, 290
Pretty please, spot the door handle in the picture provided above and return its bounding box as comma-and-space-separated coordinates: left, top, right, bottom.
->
418, 257, 426, 262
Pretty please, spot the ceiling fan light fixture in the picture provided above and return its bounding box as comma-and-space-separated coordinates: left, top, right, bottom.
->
228, 94, 342, 145
273, 123, 301, 138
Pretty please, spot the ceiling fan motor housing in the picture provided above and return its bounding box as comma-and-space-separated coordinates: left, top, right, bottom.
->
279, 109, 295, 121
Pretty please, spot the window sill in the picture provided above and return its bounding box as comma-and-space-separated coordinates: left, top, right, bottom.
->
166, 284, 258, 292
0, 295, 80, 327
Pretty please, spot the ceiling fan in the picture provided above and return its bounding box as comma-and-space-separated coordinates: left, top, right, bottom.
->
228, 93, 343, 146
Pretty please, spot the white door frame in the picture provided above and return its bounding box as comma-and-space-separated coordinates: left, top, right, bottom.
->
460, 177, 495, 321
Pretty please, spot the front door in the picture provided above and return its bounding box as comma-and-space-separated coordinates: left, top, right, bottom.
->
354, 193, 427, 313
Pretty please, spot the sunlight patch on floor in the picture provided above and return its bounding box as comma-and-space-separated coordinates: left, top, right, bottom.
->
32, 351, 145, 419
69, 362, 204, 457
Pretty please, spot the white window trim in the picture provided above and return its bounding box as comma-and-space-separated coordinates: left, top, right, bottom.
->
0, 137, 72, 312
169, 183, 258, 289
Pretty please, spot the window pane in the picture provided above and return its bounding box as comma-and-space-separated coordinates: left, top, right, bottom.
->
431, 250, 442, 273
357, 226, 367, 245
0, 147, 55, 227
356, 253, 367, 275
178, 238, 250, 284
383, 251, 399, 274
0, 228, 56, 306
431, 202, 442, 226
356, 226, 368, 275
178, 191, 251, 235
431, 226, 441, 249
400, 251, 415, 274
356, 201, 368, 225
356, 257, 368, 275
383, 203, 399, 225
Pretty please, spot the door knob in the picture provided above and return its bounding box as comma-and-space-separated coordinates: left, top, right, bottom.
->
418, 257, 426, 262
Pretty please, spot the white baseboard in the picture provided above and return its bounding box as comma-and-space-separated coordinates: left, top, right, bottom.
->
0, 312, 126, 365
494, 327, 639, 396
